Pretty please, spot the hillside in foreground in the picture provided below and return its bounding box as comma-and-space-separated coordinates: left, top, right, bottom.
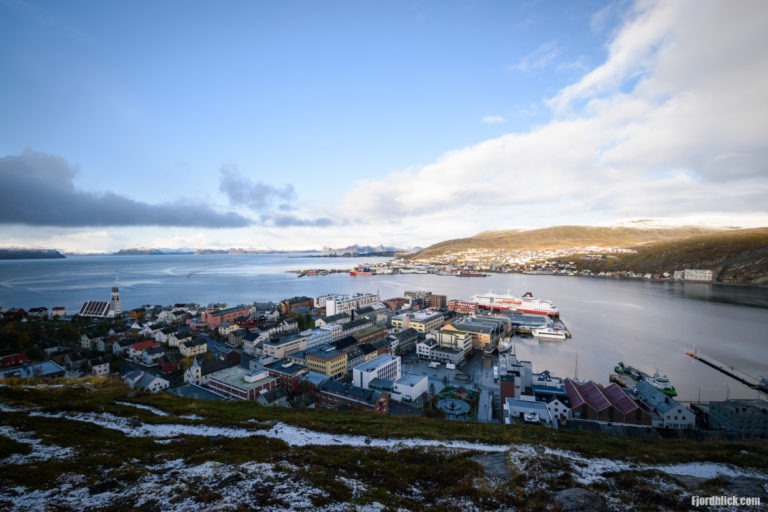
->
412, 226, 719, 259
572, 227, 768, 285
1, 379, 767, 511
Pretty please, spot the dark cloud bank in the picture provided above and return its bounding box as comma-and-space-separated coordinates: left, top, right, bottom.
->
0, 151, 252, 228
0, 151, 334, 229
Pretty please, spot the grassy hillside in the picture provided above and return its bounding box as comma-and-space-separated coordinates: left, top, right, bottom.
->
574, 227, 768, 284
413, 226, 719, 258
1, 379, 768, 510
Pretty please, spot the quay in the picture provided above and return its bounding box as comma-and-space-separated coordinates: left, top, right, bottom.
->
685, 349, 768, 394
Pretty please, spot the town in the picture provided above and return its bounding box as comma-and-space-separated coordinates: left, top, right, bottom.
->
1, 285, 763, 440
291, 248, 717, 283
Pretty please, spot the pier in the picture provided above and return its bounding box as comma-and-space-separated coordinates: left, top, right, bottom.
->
685, 350, 768, 394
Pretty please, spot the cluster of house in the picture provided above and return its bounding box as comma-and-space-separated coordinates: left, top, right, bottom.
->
497, 352, 712, 432
2, 289, 766, 437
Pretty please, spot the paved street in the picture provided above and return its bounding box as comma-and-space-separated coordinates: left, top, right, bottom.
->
404, 350, 501, 422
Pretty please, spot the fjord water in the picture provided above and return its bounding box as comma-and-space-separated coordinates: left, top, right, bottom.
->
1, 254, 767, 402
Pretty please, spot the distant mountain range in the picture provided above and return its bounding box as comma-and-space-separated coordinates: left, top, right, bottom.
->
0, 248, 65, 260
112, 245, 419, 256
322, 244, 419, 256
113, 248, 311, 256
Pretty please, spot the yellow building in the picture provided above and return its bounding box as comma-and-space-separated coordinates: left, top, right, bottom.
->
306, 347, 348, 380
445, 317, 504, 352
392, 311, 445, 334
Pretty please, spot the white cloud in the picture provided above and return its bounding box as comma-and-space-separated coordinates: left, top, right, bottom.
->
340, 0, 768, 234
512, 41, 561, 71
481, 115, 505, 124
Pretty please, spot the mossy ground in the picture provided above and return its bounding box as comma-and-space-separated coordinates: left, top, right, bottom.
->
1, 378, 766, 511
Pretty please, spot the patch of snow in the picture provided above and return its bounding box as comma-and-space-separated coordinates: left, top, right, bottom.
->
258, 422, 509, 452
28, 411, 510, 452
509, 444, 768, 485
30, 411, 260, 439
0, 401, 22, 412
0, 457, 350, 512
0, 426, 75, 465
114, 400, 170, 416
510, 444, 633, 485
180, 414, 204, 420
654, 462, 763, 480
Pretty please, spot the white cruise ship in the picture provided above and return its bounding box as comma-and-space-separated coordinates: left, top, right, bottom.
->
469, 291, 559, 317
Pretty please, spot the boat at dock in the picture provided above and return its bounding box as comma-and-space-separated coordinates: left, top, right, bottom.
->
614, 362, 641, 380
469, 291, 559, 316
457, 271, 487, 277
531, 327, 567, 340
613, 362, 677, 396
645, 371, 677, 397
349, 266, 374, 276
497, 337, 515, 353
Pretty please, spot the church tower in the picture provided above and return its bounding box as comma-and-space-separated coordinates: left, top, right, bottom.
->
185, 357, 202, 385
109, 287, 122, 317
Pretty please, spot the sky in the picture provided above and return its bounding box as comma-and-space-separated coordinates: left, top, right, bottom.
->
1, 0, 767, 252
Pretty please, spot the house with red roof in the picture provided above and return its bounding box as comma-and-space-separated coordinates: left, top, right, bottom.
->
565, 378, 652, 425
128, 340, 161, 361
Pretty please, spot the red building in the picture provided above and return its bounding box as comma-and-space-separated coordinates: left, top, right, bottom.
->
447, 300, 478, 314
201, 306, 250, 330
0, 353, 29, 368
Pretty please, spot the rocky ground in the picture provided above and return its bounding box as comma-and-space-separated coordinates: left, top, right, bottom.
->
1, 381, 766, 511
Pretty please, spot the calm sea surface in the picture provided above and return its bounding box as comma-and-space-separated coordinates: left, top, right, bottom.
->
1, 254, 767, 401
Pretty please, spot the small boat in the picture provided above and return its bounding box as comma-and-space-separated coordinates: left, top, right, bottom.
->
609, 373, 627, 387
614, 362, 641, 380
497, 337, 514, 353
531, 327, 567, 340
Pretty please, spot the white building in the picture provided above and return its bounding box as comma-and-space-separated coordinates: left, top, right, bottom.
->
122, 370, 169, 394
393, 373, 428, 402
435, 329, 473, 360
674, 269, 714, 282
305, 328, 334, 349
544, 397, 572, 422
503, 397, 553, 426
323, 293, 381, 316
319, 323, 344, 342
156, 310, 179, 324
352, 354, 401, 389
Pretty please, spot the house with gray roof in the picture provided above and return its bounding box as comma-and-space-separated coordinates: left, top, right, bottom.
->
634, 380, 696, 429
122, 370, 170, 393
